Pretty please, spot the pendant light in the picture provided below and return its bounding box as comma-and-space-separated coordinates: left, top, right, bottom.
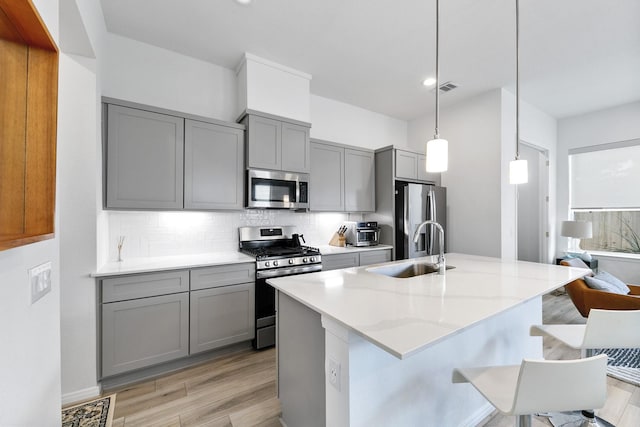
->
509, 0, 528, 184
426, 0, 448, 173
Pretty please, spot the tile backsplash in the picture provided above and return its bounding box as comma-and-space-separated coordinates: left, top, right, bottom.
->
107, 210, 355, 261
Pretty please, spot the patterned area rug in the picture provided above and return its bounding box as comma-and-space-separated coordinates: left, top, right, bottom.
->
593, 347, 640, 387
62, 394, 116, 427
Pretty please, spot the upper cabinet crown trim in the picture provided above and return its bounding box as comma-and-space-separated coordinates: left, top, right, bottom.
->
236, 109, 312, 128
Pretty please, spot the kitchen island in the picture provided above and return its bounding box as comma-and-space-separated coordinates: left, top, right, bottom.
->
268, 253, 590, 427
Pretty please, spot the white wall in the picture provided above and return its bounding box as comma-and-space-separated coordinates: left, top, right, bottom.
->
409, 90, 503, 257
0, 1, 61, 425
557, 101, 640, 280
311, 95, 408, 150
103, 33, 237, 122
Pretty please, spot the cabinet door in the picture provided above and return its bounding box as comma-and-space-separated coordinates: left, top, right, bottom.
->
106, 105, 184, 209
322, 253, 359, 271
310, 142, 344, 211
246, 115, 281, 170
417, 154, 440, 184
184, 120, 244, 210
281, 122, 311, 173
102, 293, 189, 377
345, 149, 375, 212
395, 150, 418, 180
190, 283, 255, 354
359, 249, 392, 266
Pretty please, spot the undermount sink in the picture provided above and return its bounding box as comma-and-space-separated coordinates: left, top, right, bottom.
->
367, 262, 455, 279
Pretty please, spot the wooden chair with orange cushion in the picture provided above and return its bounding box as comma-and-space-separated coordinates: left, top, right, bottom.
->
559, 257, 640, 317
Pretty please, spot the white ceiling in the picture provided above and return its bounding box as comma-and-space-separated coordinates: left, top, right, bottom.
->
100, 0, 640, 121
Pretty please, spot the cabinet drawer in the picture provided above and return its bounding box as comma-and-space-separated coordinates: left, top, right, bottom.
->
359, 250, 392, 266
322, 253, 360, 271
102, 270, 189, 303
190, 263, 256, 290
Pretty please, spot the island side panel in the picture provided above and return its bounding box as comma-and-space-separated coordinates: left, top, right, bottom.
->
277, 291, 326, 427
322, 297, 543, 427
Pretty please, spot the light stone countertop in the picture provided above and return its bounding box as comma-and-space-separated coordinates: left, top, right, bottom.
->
314, 244, 393, 255
267, 253, 590, 359
92, 252, 255, 277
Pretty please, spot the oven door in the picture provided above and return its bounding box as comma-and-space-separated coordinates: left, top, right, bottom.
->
247, 169, 309, 209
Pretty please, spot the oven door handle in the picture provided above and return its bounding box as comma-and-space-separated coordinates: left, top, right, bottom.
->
256, 265, 322, 279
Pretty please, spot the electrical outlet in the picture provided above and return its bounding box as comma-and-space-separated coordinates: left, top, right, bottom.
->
328, 358, 341, 391
30, 261, 52, 304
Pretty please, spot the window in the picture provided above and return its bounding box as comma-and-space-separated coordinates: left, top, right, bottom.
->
569, 139, 640, 254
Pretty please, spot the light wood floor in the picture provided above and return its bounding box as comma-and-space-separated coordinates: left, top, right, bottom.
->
100, 292, 640, 426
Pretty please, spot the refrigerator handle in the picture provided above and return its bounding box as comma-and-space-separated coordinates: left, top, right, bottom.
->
405, 185, 424, 254
427, 189, 436, 254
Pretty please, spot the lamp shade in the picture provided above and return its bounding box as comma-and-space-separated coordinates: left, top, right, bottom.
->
561, 220, 593, 239
509, 158, 528, 184
426, 138, 448, 172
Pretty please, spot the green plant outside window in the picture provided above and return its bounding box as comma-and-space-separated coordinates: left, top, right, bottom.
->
574, 211, 640, 254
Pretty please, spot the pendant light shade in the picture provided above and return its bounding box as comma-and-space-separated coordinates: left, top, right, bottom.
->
426, 138, 448, 172
509, 158, 528, 184
509, 0, 528, 185
426, 0, 448, 173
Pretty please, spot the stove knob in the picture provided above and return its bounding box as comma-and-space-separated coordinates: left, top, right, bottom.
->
302, 257, 308, 263
273, 260, 279, 267
289, 259, 294, 265
265, 262, 270, 267
310, 257, 315, 262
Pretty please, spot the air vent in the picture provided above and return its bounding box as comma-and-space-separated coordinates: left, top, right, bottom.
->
438, 81, 458, 92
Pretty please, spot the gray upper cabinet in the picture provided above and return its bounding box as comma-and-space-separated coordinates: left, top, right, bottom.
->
310, 141, 344, 211
184, 120, 244, 210
310, 140, 375, 212
345, 149, 375, 212
394, 148, 440, 185
106, 104, 184, 209
243, 112, 310, 173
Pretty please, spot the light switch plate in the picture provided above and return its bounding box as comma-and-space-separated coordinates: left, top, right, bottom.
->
30, 261, 52, 304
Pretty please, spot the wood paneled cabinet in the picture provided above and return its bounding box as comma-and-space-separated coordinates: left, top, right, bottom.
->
99, 263, 256, 378
310, 139, 375, 212
322, 249, 391, 271
242, 112, 311, 173
103, 99, 245, 211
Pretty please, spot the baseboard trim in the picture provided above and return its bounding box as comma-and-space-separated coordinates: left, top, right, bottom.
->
62, 385, 102, 406
462, 403, 495, 427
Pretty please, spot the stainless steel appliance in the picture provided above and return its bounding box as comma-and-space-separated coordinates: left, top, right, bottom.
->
395, 181, 447, 259
239, 226, 322, 349
246, 169, 309, 209
344, 221, 380, 247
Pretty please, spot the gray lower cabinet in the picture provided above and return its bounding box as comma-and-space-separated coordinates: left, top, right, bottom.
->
359, 249, 392, 266
322, 249, 392, 271
101, 292, 189, 377
310, 141, 344, 211
243, 112, 311, 173
184, 119, 244, 210
190, 283, 255, 354
106, 104, 185, 209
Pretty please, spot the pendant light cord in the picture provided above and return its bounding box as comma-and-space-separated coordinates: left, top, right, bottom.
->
515, 0, 520, 159
434, 0, 440, 139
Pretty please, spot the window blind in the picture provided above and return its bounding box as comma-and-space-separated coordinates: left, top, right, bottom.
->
569, 139, 640, 209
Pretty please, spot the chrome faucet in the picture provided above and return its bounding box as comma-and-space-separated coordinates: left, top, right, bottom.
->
413, 220, 446, 274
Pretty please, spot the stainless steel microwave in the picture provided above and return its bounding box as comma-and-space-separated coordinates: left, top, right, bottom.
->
246, 169, 309, 209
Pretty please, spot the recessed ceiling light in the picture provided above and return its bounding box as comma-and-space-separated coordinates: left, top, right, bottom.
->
422, 77, 437, 87
235, 0, 252, 5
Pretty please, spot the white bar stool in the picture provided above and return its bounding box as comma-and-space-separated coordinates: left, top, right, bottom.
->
452, 355, 608, 427
530, 309, 640, 426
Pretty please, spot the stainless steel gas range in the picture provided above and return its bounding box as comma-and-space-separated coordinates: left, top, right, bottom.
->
239, 226, 322, 349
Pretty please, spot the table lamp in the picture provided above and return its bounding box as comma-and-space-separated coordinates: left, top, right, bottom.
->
560, 220, 593, 261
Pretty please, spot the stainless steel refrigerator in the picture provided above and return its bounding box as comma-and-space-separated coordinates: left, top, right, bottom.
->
394, 181, 447, 259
